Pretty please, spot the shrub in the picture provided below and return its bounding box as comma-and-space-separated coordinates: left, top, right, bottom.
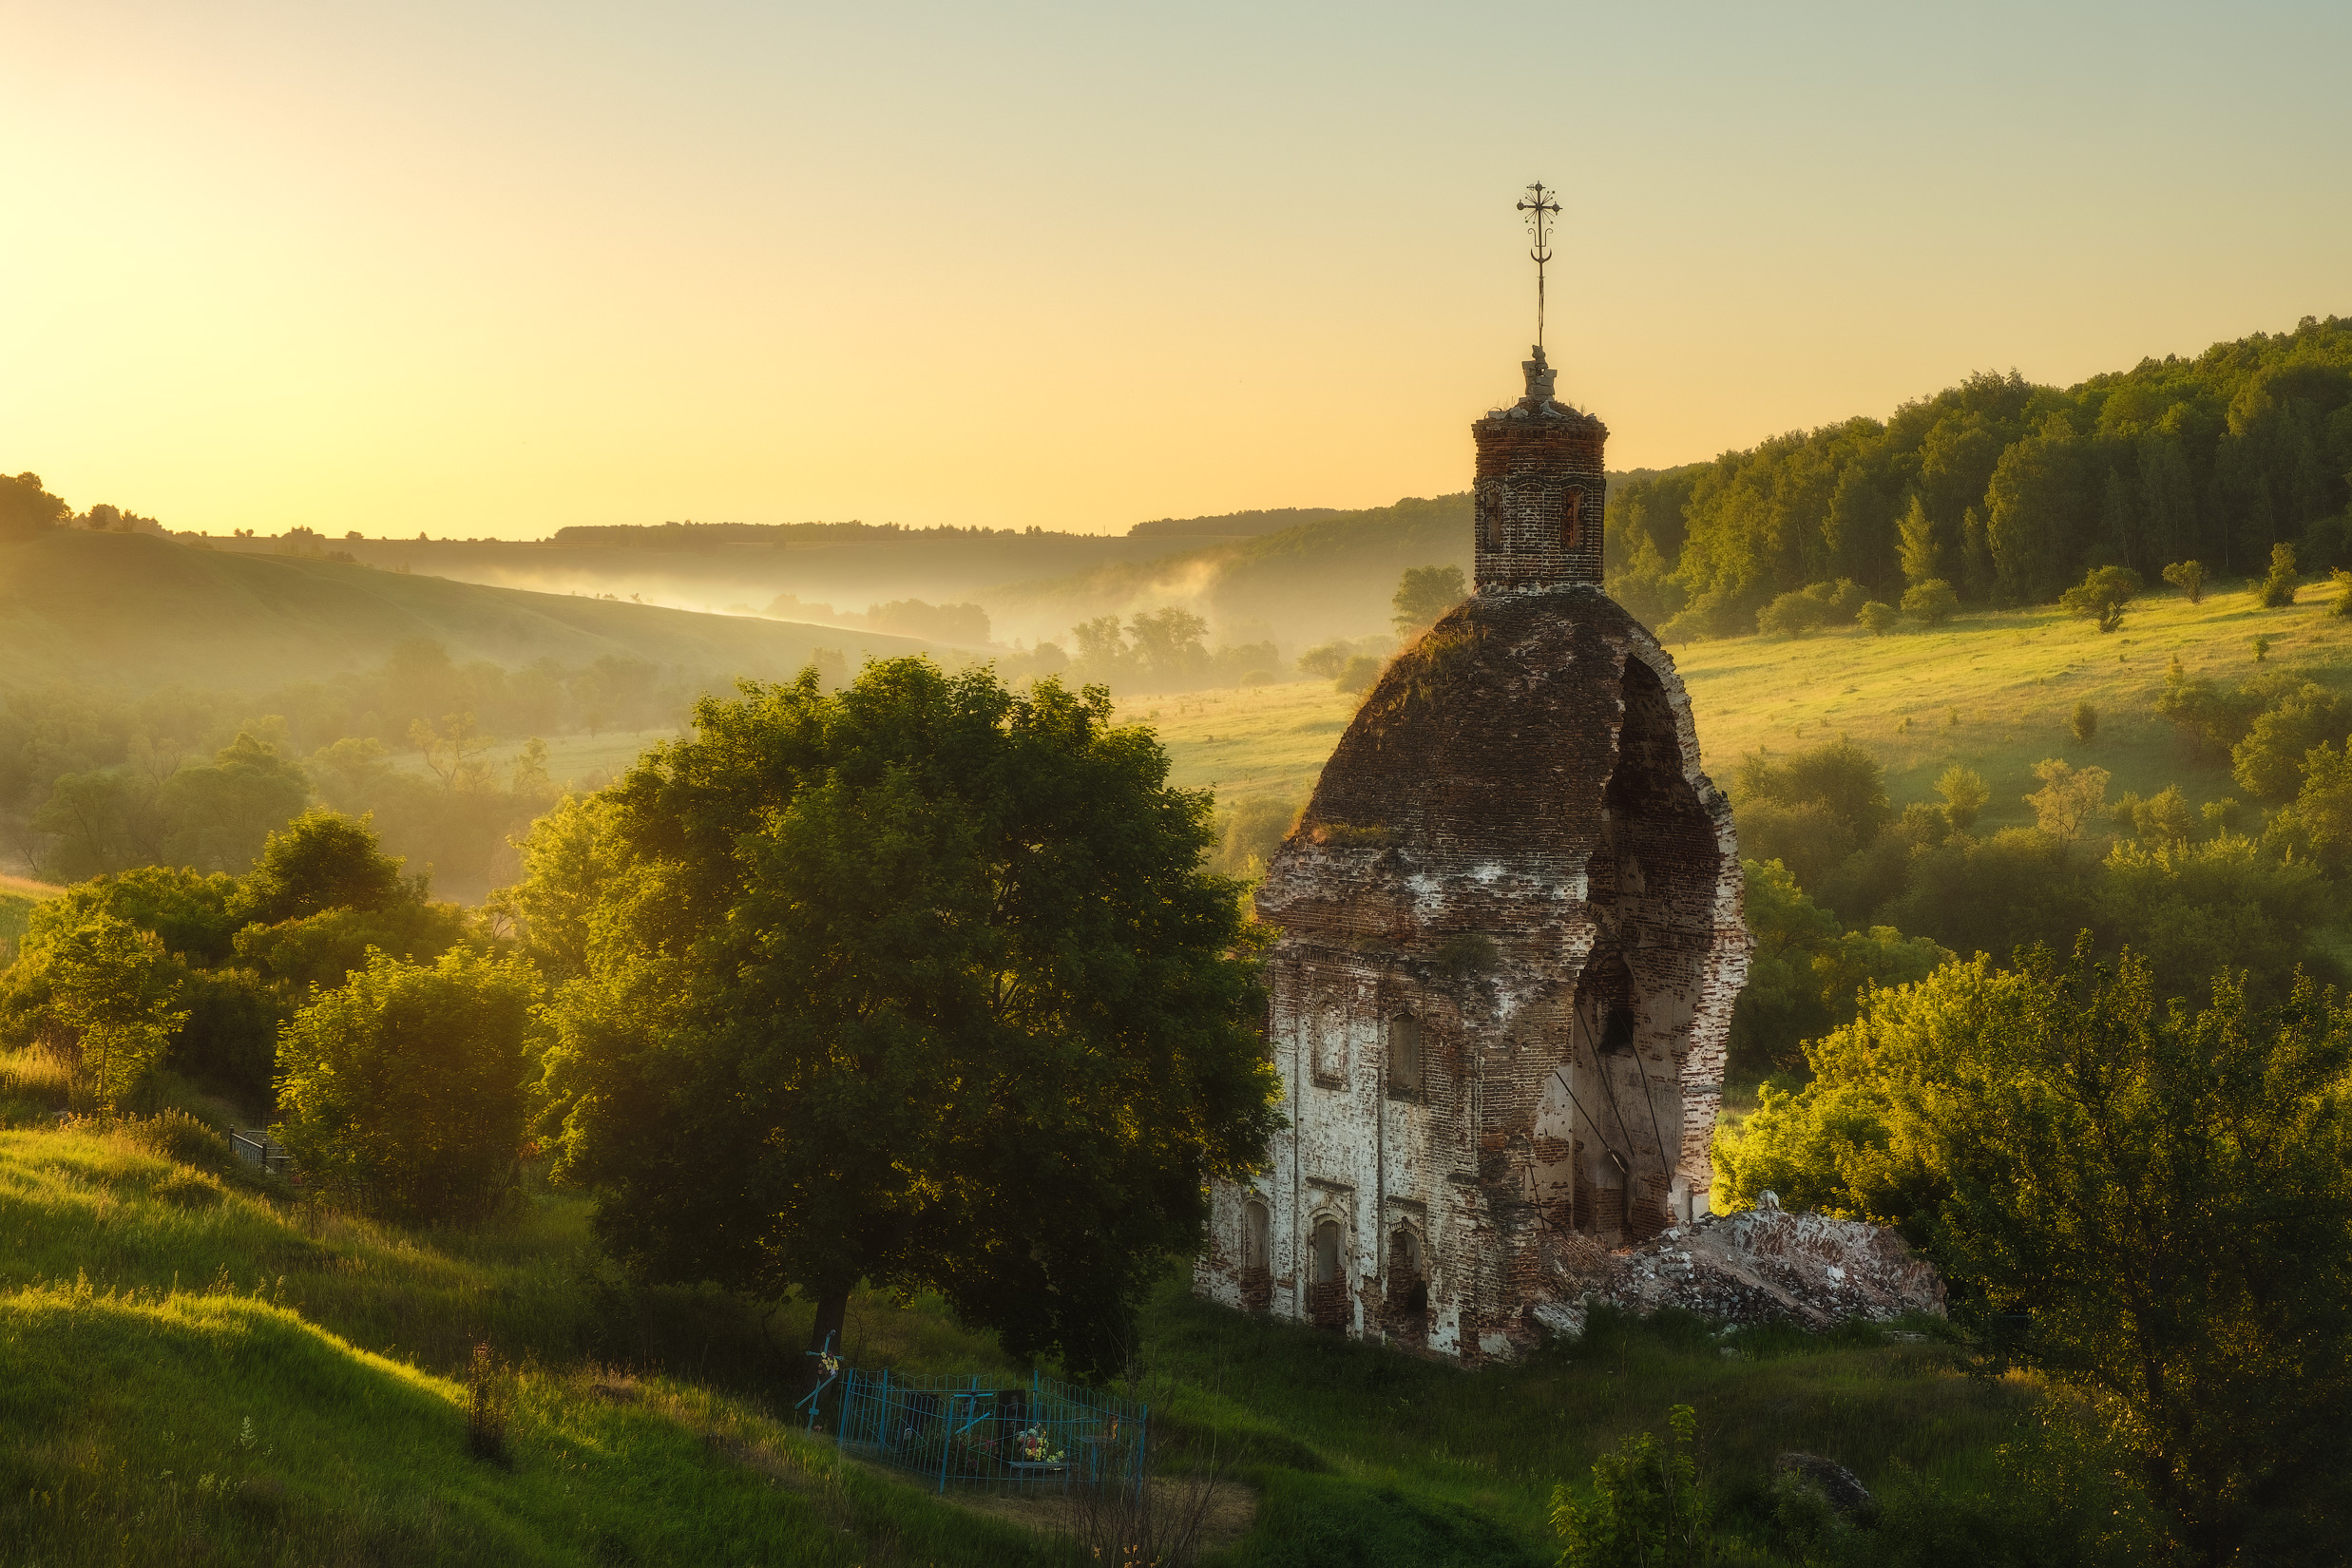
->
1391, 564, 1466, 639
167, 966, 282, 1106
1333, 655, 1382, 695
1552, 1405, 1715, 1568
274, 947, 540, 1225
1758, 581, 1868, 639
2331, 567, 2352, 619
232, 810, 412, 926
1858, 601, 1899, 636
1296, 641, 1349, 679
2025, 759, 2111, 841
2111, 785, 2196, 845
2058, 565, 2141, 633
2257, 541, 2299, 607
2161, 559, 2208, 603
1899, 580, 1959, 627
152, 1167, 228, 1209
120, 1107, 236, 1174
1935, 765, 1989, 832
2229, 680, 2349, 802
1213, 795, 1301, 879
1734, 739, 1892, 879
2069, 701, 2097, 743
44, 914, 188, 1113
1756, 589, 1828, 639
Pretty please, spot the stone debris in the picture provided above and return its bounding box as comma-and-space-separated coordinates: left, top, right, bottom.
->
1533, 1200, 1946, 1337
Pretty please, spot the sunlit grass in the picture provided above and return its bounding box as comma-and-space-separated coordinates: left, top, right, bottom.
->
1114, 680, 1361, 810
0, 1100, 2054, 1565
1128, 584, 2352, 838
1669, 580, 2352, 832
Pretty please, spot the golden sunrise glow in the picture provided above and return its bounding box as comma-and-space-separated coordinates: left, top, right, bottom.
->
4, 3, 2348, 536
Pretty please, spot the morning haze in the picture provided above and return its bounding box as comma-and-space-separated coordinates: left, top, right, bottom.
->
3, 4, 2350, 1565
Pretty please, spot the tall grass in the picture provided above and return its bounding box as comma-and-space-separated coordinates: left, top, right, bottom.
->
0, 1042, 75, 1125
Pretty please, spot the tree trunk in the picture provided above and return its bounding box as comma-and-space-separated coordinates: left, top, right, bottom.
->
805, 1288, 850, 1396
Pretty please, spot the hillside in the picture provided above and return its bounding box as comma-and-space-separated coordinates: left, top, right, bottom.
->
993, 494, 1475, 649
0, 531, 950, 695
212, 528, 1208, 637
198, 502, 1474, 652
1137, 576, 2352, 839
0, 1119, 2026, 1565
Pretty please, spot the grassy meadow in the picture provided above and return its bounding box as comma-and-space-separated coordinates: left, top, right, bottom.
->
1133, 580, 2352, 838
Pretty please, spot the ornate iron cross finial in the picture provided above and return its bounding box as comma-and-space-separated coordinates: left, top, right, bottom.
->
1517, 182, 1562, 354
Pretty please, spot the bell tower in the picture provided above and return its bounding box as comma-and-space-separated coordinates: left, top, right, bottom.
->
1471, 183, 1608, 594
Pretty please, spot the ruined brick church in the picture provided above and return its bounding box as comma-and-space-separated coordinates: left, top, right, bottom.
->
1194, 342, 1750, 1365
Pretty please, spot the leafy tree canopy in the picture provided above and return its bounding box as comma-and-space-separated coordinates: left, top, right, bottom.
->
1603, 319, 2352, 636
523, 658, 1281, 1375
1392, 564, 1467, 639
232, 808, 414, 927
274, 947, 539, 1225
1715, 945, 2352, 1564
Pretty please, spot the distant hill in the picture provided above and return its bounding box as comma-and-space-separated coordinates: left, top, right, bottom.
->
206, 530, 1205, 630
0, 531, 949, 696
1125, 507, 1343, 540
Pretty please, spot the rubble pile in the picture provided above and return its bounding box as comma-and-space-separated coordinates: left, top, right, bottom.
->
1531, 1195, 1946, 1339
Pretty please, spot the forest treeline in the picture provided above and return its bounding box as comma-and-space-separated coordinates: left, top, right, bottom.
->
1605, 316, 2352, 638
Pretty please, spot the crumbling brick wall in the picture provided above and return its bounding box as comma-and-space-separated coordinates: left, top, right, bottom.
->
1195, 365, 1746, 1366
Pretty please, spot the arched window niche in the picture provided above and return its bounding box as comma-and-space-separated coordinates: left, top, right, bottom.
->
1308, 1215, 1348, 1330
1386, 1015, 1423, 1100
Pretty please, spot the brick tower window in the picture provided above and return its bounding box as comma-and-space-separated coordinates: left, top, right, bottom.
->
1244, 1199, 1271, 1272
1310, 1005, 1346, 1086
1386, 1016, 1422, 1100
1561, 488, 1584, 551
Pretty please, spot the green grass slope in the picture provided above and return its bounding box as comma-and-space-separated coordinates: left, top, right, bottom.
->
0, 1126, 1060, 1568
0, 531, 950, 695
0, 1113, 2036, 1566
1668, 578, 2352, 832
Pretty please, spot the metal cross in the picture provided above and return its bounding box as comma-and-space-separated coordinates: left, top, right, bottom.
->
1517, 182, 1562, 352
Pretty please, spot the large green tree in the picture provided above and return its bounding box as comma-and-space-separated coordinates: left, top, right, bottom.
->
1715, 946, 2352, 1564
523, 659, 1280, 1375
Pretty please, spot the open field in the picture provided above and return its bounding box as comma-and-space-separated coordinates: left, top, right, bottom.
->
1133, 583, 2352, 835
1116, 683, 1363, 810
0, 1116, 2030, 1565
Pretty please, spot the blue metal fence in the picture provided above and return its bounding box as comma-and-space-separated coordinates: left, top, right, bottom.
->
833, 1367, 1149, 1495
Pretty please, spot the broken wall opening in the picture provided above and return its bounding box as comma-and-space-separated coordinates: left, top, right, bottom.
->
1570, 652, 1723, 1243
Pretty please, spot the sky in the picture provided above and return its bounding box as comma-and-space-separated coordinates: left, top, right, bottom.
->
4, 2, 2347, 540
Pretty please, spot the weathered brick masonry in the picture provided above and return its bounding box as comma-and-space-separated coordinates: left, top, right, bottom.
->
1195, 347, 1750, 1365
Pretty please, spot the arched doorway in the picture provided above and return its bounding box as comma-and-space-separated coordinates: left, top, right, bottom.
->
1309, 1217, 1348, 1329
